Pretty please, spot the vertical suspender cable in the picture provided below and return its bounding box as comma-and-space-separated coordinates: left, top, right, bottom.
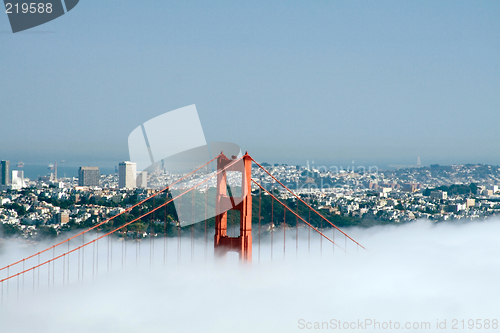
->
308, 210, 311, 254
271, 183, 274, 261
296, 200, 299, 255
122, 214, 126, 269
258, 176, 262, 264
283, 199, 286, 258
191, 191, 195, 262
320, 213, 323, 257
22, 259, 25, 293
204, 182, 208, 256
78, 247, 80, 283
178, 195, 182, 263
164, 202, 167, 265
82, 234, 84, 281
53, 246, 56, 285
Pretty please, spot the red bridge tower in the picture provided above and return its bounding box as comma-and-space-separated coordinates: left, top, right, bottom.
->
214, 153, 252, 261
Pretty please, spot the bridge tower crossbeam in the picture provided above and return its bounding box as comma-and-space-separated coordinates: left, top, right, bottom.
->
214, 153, 252, 261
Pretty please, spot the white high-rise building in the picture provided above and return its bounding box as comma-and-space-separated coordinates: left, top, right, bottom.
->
119, 162, 137, 189
11, 170, 25, 190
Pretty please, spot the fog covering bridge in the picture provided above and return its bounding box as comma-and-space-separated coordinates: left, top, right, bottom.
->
0, 152, 364, 301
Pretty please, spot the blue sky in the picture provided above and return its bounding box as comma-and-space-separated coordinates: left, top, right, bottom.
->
0, 0, 499, 167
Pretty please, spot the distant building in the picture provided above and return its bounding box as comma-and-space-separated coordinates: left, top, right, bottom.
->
11, 170, 25, 190
466, 198, 476, 208
476, 185, 494, 197
54, 211, 70, 225
378, 187, 392, 197
78, 167, 100, 187
1, 160, 10, 185
482, 190, 494, 197
119, 162, 136, 189
431, 190, 448, 200
447, 203, 466, 213
402, 183, 419, 193
136, 171, 147, 188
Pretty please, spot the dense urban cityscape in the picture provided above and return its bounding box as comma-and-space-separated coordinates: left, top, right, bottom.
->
1, 158, 499, 240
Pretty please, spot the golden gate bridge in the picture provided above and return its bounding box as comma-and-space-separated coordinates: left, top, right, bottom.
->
0, 153, 365, 301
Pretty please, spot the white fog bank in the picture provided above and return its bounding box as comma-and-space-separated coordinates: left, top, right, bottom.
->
1, 218, 499, 333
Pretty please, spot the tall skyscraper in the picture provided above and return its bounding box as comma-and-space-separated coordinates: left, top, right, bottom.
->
78, 167, 100, 187
119, 162, 137, 189
1, 160, 10, 185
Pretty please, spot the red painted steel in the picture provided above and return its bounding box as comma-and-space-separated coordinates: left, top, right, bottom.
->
251, 157, 366, 250
214, 153, 252, 261
251, 180, 343, 250
0, 155, 220, 274
0, 153, 366, 286
0, 156, 244, 283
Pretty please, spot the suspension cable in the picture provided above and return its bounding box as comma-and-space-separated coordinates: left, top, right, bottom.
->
251, 179, 345, 251
0, 155, 221, 273
1, 155, 243, 283
251, 157, 365, 250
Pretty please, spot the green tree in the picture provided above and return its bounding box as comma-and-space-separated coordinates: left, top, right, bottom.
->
0, 223, 23, 237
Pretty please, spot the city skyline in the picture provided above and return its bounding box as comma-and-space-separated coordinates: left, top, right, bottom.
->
0, 155, 499, 182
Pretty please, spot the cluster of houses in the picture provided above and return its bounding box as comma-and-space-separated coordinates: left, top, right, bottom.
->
1, 163, 499, 239
254, 163, 500, 222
